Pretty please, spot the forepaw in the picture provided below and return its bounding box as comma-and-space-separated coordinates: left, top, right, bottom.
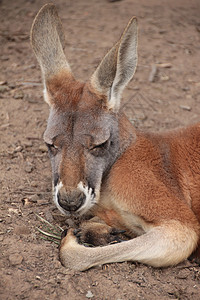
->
73, 221, 126, 247
59, 224, 127, 271
60, 228, 78, 249
59, 228, 93, 271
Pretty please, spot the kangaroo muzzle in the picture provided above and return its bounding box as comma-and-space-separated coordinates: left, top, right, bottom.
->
57, 188, 85, 212
54, 181, 97, 215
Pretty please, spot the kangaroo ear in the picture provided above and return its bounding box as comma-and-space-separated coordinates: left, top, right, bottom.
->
91, 17, 138, 111
30, 4, 72, 101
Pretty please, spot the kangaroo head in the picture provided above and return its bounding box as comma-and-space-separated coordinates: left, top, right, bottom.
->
30, 4, 138, 216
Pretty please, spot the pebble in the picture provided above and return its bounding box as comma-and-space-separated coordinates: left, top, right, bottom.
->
176, 269, 190, 279
149, 65, 158, 82
14, 145, 23, 152
30, 181, 38, 187
8, 82, 16, 89
182, 86, 189, 91
9, 254, 23, 266
160, 75, 169, 81
53, 260, 62, 269
25, 163, 34, 173
13, 89, 24, 99
86, 290, 94, 298
23, 140, 33, 147
8, 208, 19, 214
22, 198, 34, 207
39, 144, 48, 152
180, 105, 191, 111
30, 194, 40, 202
0, 85, 10, 93
0, 80, 7, 85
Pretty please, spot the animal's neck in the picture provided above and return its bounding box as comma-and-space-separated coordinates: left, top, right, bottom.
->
118, 112, 137, 157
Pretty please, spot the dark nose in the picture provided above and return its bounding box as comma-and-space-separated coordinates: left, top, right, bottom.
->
57, 191, 85, 212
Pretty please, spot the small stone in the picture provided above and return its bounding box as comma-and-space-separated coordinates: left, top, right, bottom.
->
13, 89, 24, 99
0, 80, 7, 85
182, 87, 189, 91
30, 181, 38, 187
23, 140, 33, 147
1, 56, 9, 61
22, 198, 32, 207
176, 269, 190, 279
86, 290, 94, 298
196, 25, 200, 33
29, 194, 40, 202
149, 65, 158, 82
8, 82, 16, 89
0, 85, 10, 93
25, 165, 33, 173
9, 254, 23, 266
25, 163, 34, 173
8, 208, 19, 214
39, 144, 48, 152
53, 260, 62, 269
14, 145, 23, 152
160, 75, 169, 81
159, 30, 167, 34
180, 105, 191, 111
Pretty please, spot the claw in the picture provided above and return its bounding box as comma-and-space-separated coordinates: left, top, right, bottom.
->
61, 229, 68, 239
110, 228, 126, 235
73, 228, 81, 237
109, 239, 122, 244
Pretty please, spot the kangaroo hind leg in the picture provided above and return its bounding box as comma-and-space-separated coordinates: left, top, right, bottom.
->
59, 220, 199, 271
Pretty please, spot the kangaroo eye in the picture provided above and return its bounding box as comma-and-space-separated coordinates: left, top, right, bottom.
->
46, 143, 59, 156
90, 140, 110, 156
93, 140, 109, 149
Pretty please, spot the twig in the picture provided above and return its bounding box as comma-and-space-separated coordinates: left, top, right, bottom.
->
39, 235, 60, 245
35, 213, 63, 232
18, 82, 42, 86
13, 190, 49, 195
149, 64, 158, 82
0, 123, 10, 129
36, 227, 61, 240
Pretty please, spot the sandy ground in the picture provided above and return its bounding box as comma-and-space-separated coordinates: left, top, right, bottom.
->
0, 0, 200, 299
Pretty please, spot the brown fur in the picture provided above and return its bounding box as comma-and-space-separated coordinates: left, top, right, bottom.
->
31, 4, 200, 271
47, 71, 83, 110
103, 127, 200, 227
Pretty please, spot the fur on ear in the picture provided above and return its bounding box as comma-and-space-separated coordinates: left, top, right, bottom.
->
30, 4, 72, 83
91, 17, 138, 111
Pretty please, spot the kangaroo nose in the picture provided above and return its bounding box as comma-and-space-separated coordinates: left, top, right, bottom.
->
57, 191, 85, 212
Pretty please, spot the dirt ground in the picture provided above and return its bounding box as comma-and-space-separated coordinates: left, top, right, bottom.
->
1, 0, 200, 299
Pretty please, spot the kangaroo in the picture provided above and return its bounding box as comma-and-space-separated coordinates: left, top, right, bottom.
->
31, 4, 200, 271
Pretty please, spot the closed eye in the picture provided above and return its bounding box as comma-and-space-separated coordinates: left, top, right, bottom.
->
90, 139, 110, 156
45, 143, 59, 156
91, 140, 109, 150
